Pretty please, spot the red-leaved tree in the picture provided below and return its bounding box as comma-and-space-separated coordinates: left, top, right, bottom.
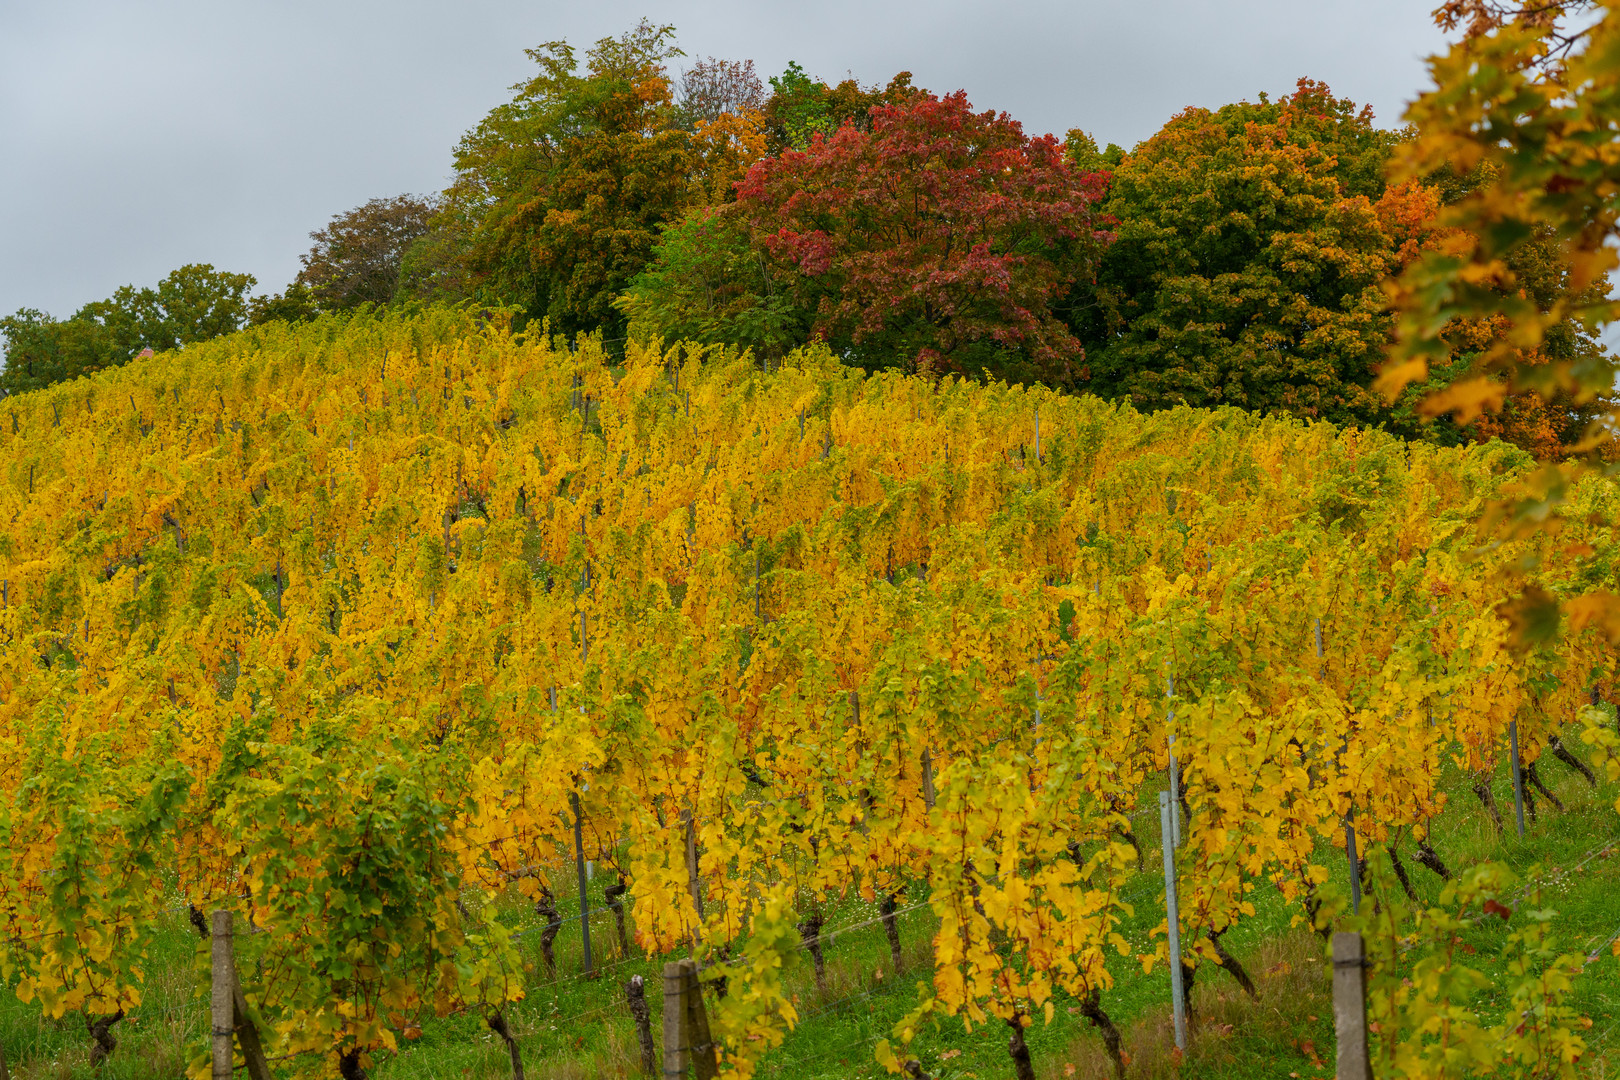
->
734, 91, 1112, 384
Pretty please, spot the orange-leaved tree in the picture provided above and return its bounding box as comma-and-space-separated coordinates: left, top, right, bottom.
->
1381, 0, 1620, 643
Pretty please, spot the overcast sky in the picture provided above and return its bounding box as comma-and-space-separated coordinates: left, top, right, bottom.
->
0, 1, 1451, 318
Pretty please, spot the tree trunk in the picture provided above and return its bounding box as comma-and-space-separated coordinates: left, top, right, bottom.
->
1414, 836, 1451, 880
1176, 762, 1192, 837
1006, 1012, 1037, 1080
1303, 884, 1330, 939
709, 943, 732, 1000
1206, 928, 1258, 1000
1078, 987, 1126, 1078
880, 891, 903, 975
1180, 956, 1199, 1024
1472, 780, 1505, 834
1388, 843, 1418, 901
86, 1010, 122, 1068
626, 975, 655, 1075
1526, 761, 1565, 813
337, 1047, 367, 1080
1549, 735, 1597, 787
537, 889, 562, 977
486, 1012, 525, 1080
798, 915, 826, 995
605, 878, 631, 956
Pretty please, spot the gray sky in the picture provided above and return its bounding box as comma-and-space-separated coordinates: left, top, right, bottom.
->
0, 1, 1450, 318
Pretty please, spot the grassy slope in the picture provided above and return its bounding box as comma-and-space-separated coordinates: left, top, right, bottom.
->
5, 723, 1620, 1080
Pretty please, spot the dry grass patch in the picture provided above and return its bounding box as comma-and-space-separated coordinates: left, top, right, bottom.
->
1051, 930, 1332, 1080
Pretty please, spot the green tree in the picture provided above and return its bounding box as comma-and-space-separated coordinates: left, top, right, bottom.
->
248, 281, 319, 326
1, 264, 255, 395
1081, 80, 1401, 425
443, 21, 694, 336
0, 309, 112, 393
1062, 128, 1123, 172
130, 263, 256, 349
615, 204, 803, 355
759, 63, 918, 153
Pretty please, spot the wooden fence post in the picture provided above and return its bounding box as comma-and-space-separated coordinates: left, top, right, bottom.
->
682, 959, 719, 1080
211, 911, 235, 1080
1332, 932, 1371, 1080
662, 961, 689, 1079
627, 974, 656, 1074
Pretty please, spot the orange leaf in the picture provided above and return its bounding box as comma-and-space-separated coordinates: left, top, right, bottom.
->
1567, 591, 1620, 643
1374, 357, 1429, 401
1420, 376, 1507, 424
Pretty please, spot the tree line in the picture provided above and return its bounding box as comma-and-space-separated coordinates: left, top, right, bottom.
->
4, 19, 1611, 457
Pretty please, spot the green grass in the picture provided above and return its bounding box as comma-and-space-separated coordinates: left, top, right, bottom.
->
6, 736, 1620, 1079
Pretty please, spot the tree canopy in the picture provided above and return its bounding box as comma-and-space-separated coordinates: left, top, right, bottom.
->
738, 90, 1110, 383
440, 21, 697, 336
621, 88, 1112, 384
1, 264, 255, 394
297, 195, 437, 310
1079, 80, 1402, 426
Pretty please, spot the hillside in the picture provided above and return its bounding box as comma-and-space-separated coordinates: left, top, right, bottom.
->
0, 306, 1615, 1079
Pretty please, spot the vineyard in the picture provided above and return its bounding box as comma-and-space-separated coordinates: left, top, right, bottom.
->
0, 306, 1616, 1079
